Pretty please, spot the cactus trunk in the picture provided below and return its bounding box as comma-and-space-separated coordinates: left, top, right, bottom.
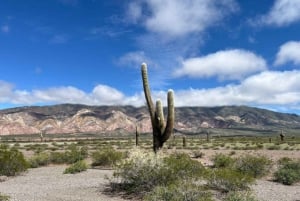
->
141, 63, 175, 152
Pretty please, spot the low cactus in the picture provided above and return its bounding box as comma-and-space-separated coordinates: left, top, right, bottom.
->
141, 63, 175, 152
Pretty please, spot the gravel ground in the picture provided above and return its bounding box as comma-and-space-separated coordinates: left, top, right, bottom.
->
0, 166, 128, 201
1, 165, 300, 201
252, 180, 300, 201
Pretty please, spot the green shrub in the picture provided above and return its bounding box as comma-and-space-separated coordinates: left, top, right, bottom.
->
49, 152, 68, 164
274, 160, 300, 185
212, 154, 234, 168
224, 191, 258, 201
277, 157, 292, 165
0, 145, 28, 176
63, 160, 88, 174
234, 155, 272, 178
207, 168, 254, 192
64, 144, 88, 164
91, 148, 123, 167
144, 182, 212, 201
112, 149, 205, 194
28, 152, 51, 168
0, 193, 10, 201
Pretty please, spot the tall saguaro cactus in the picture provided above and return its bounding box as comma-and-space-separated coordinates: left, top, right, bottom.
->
141, 63, 175, 152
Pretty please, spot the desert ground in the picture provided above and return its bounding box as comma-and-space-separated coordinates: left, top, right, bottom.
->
1, 148, 300, 201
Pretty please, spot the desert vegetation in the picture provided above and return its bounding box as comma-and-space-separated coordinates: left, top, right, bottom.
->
0, 133, 300, 200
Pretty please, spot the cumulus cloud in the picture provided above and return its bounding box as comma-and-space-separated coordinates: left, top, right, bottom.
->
1, 70, 300, 112
274, 41, 300, 66
257, 0, 300, 26
174, 70, 300, 107
126, 0, 238, 37
174, 49, 267, 80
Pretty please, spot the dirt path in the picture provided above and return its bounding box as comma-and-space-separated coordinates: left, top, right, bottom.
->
0, 166, 127, 201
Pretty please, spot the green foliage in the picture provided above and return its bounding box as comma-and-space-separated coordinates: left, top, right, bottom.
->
0, 144, 28, 176
91, 148, 123, 167
224, 191, 258, 201
277, 157, 292, 165
207, 168, 254, 192
28, 152, 51, 168
212, 153, 234, 168
64, 144, 88, 164
0, 193, 10, 201
28, 144, 88, 168
112, 150, 205, 194
234, 155, 272, 178
144, 182, 212, 201
49, 152, 68, 164
63, 160, 88, 174
274, 159, 300, 185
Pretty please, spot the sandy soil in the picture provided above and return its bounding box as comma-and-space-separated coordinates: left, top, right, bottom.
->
0, 166, 128, 201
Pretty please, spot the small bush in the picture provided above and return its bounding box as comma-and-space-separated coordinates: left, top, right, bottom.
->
234, 155, 272, 178
63, 160, 88, 174
64, 144, 88, 164
0, 193, 10, 201
28, 152, 51, 168
0, 145, 28, 176
277, 157, 292, 165
274, 160, 300, 185
91, 148, 123, 167
207, 168, 254, 192
144, 182, 212, 201
50, 152, 68, 164
112, 149, 205, 194
212, 154, 234, 168
224, 191, 258, 201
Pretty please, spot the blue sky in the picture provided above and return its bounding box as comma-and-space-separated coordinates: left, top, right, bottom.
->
1, 0, 300, 114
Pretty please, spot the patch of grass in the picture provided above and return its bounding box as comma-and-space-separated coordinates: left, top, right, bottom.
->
63, 160, 88, 174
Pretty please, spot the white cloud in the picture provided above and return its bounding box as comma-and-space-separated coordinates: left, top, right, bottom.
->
174, 49, 267, 80
274, 41, 300, 66
126, 0, 238, 37
258, 0, 300, 26
1, 70, 300, 112
92, 85, 125, 105
174, 70, 300, 107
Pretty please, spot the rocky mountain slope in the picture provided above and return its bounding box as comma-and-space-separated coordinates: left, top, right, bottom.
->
0, 104, 300, 135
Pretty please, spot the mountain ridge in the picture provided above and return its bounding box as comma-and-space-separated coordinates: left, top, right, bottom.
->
0, 104, 299, 136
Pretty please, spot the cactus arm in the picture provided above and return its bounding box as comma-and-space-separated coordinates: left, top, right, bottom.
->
155, 99, 165, 133
162, 90, 174, 142
141, 63, 155, 122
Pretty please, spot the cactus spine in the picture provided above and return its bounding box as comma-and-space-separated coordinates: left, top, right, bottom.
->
141, 63, 175, 152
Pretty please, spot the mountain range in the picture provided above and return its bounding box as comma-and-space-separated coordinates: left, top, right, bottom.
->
0, 104, 300, 136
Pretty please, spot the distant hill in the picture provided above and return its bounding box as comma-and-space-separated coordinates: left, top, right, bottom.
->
0, 104, 299, 136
